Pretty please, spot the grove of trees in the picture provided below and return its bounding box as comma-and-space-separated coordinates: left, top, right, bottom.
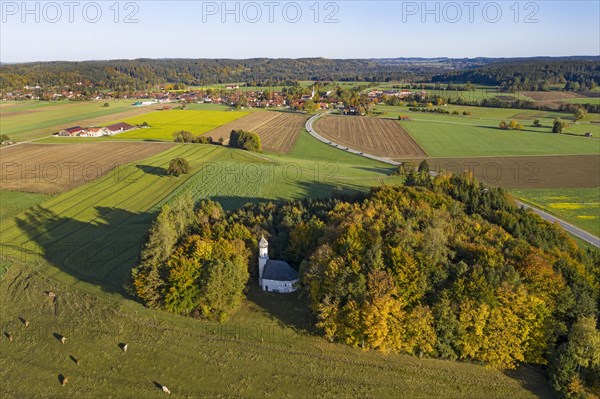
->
229, 130, 262, 152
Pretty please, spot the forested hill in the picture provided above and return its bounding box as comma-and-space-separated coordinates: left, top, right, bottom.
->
432, 58, 600, 91
1, 56, 598, 90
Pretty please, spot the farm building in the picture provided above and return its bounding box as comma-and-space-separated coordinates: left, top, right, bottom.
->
258, 236, 298, 293
58, 126, 85, 137
80, 127, 105, 137
104, 122, 136, 135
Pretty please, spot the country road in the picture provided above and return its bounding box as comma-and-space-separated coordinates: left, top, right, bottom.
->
516, 201, 600, 248
305, 113, 600, 249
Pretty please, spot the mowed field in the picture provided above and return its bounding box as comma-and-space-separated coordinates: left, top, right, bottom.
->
205, 111, 308, 152
398, 155, 600, 189
315, 115, 428, 158
0, 100, 161, 142
0, 142, 174, 193
112, 109, 248, 141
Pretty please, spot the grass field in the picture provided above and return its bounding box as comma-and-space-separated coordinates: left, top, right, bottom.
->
0, 263, 554, 398
111, 109, 248, 141
0, 191, 51, 222
0, 142, 174, 193
399, 120, 600, 157
511, 188, 600, 237
0, 100, 159, 142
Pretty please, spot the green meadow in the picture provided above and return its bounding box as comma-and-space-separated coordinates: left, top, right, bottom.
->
0, 263, 552, 398
0, 191, 51, 222
112, 109, 248, 141
511, 188, 600, 237
370, 105, 600, 157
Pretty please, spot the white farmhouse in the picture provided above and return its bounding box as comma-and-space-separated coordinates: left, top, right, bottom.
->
258, 236, 299, 293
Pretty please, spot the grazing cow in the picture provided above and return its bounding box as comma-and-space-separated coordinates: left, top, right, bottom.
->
24, 320, 29, 327
6, 333, 13, 342
162, 385, 171, 394
61, 376, 68, 386
60, 336, 66, 344
123, 344, 128, 352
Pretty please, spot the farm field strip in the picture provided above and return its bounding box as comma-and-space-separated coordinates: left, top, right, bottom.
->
399, 119, 600, 157
0, 142, 175, 193
315, 115, 427, 158
1, 145, 210, 243
113, 109, 248, 141
202, 111, 279, 142
253, 113, 309, 152
0, 145, 226, 286
394, 155, 600, 189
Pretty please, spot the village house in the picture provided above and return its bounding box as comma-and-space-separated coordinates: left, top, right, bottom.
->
258, 236, 299, 293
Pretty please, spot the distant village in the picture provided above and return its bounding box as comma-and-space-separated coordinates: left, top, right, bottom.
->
3, 83, 426, 110
4, 83, 428, 138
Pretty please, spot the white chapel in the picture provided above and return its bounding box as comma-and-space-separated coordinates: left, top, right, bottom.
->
258, 236, 299, 293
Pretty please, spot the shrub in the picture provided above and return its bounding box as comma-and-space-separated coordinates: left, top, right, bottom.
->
167, 157, 191, 176
173, 130, 194, 143
229, 130, 262, 152
193, 135, 213, 144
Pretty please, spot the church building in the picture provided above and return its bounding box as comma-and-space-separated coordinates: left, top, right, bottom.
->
258, 236, 299, 293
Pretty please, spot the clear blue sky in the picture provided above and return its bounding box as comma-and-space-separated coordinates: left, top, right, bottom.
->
1, 1, 599, 62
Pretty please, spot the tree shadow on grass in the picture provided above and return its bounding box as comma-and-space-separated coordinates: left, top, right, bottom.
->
245, 283, 314, 333
136, 164, 168, 177
503, 366, 558, 399
351, 165, 396, 175
14, 205, 156, 295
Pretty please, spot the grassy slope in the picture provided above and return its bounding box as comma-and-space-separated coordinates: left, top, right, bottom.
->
0, 190, 51, 222
0, 264, 553, 398
511, 188, 600, 237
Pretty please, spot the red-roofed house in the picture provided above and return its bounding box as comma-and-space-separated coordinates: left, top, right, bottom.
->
104, 122, 136, 135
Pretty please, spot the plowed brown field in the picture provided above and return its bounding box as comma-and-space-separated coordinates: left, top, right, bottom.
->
0, 142, 174, 193
315, 116, 427, 158
206, 111, 308, 153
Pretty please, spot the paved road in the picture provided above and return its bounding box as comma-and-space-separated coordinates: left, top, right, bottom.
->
516, 201, 600, 248
306, 113, 600, 249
